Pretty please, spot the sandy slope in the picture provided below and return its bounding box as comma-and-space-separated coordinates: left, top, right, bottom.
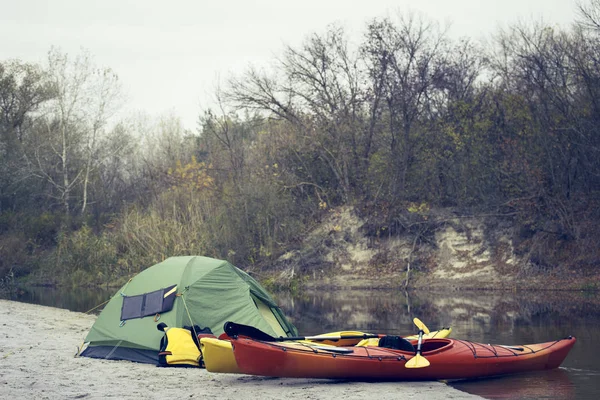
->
0, 300, 481, 399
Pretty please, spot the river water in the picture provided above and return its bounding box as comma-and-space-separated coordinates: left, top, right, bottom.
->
7, 286, 600, 399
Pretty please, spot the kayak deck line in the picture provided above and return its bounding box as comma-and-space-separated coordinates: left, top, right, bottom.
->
293, 335, 575, 361
497, 345, 525, 351
461, 337, 571, 359
250, 337, 548, 361
231, 336, 577, 380
235, 339, 413, 361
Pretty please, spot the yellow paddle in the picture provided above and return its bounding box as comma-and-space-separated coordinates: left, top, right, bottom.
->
223, 321, 380, 342
413, 317, 430, 335
405, 317, 431, 369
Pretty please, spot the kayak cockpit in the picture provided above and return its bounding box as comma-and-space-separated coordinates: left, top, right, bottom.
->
417, 338, 453, 355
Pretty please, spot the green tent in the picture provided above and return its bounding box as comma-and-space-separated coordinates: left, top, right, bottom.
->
80, 256, 297, 364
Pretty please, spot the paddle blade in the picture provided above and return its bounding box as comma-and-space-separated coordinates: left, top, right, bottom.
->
405, 353, 430, 369
223, 321, 277, 341
413, 317, 430, 335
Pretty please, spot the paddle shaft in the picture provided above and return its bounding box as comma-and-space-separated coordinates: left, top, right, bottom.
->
416, 331, 423, 352
405, 318, 431, 368
283, 334, 379, 342
224, 321, 379, 342
413, 317, 428, 357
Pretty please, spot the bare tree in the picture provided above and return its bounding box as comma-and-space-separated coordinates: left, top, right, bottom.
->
227, 26, 373, 204
281, 26, 366, 202
577, 0, 600, 31
81, 67, 121, 214
365, 12, 449, 200
0, 60, 54, 211
28, 48, 121, 216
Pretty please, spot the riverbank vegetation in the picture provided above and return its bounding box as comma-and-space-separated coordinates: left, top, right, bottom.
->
2, 2, 600, 289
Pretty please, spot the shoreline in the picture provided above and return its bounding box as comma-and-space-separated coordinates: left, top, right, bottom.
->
0, 300, 482, 399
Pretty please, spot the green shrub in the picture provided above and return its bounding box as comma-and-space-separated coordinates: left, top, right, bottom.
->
25, 212, 62, 246
0, 233, 30, 278
49, 225, 119, 286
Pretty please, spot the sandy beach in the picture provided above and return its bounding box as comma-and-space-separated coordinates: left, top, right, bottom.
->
0, 300, 482, 399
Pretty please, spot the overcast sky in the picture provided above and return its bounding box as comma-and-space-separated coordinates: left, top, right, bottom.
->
0, 0, 579, 131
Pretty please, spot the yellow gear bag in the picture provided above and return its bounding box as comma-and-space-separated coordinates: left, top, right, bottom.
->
158, 326, 201, 367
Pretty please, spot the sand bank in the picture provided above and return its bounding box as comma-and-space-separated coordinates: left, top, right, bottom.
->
0, 300, 481, 399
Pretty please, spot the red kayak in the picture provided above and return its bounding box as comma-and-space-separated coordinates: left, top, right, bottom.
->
231, 336, 576, 380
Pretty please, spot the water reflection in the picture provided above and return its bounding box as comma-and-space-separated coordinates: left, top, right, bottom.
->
272, 289, 600, 399
7, 286, 113, 314
4, 286, 599, 399
451, 369, 576, 399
